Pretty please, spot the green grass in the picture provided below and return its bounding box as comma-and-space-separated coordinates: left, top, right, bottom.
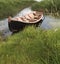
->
0, 0, 60, 19
0, 26, 60, 64
0, 0, 60, 63
0, 0, 35, 19
31, 0, 60, 17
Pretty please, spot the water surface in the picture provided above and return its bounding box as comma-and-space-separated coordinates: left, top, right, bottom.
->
41, 15, 60, 29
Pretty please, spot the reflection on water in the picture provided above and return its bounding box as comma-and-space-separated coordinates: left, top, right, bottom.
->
0, 7, 60, 36
0, 19, 12, 36
35, 0, 42, 2
15, 7, 32, 17
41, 15, 60, 29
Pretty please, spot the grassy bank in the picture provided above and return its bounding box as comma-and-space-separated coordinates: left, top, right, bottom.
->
31, 0, 60, 17
0, 26, 60, 64
0, 0, 35, 19
0, 0, 60, 19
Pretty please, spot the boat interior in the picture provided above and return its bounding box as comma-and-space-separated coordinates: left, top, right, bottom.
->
8, 11, 43, 23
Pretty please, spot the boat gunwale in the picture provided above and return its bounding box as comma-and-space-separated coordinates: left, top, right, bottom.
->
10, 14, 43, 24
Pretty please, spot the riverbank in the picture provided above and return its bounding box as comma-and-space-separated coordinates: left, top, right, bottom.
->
31, 0, 60, 17
0, 26, 60, 64
0, 0, 35, 19
0, 0, 60, 20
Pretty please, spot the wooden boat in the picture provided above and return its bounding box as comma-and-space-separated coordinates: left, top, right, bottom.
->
8, 11, 44, 33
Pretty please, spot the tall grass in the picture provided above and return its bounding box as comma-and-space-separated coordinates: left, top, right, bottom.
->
0, 26, 60, 64
0, 0, 35, 19
31, 0, 60, 17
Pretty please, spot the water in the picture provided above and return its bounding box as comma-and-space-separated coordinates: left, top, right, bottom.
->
41, 15, 60, 29
0, 7, 60, 36
35, 0, 42, 2
0, 19, 12, 37
16, 7, 32, 17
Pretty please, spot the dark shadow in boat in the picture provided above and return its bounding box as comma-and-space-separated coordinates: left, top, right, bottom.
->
8, 19, 43, 34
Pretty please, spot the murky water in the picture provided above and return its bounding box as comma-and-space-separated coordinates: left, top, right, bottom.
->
41, 15, 60, 29
0, 7, 60, 36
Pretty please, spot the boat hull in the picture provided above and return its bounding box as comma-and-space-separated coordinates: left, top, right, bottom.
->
8, 19, 43, 33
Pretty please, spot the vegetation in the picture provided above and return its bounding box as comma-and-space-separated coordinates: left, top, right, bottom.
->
0, 26, 60, 64
0, 0, 35, 19
0, 0, 60, 64
0, 0, 60, 19
31, 0, 60, 17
